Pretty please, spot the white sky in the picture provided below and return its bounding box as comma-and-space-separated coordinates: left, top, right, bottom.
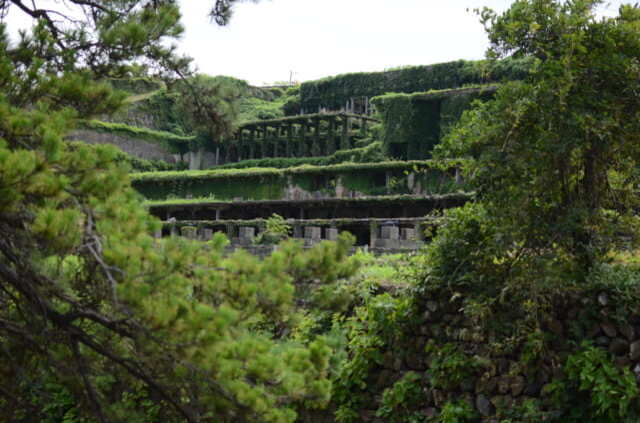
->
4, 0, 628, 86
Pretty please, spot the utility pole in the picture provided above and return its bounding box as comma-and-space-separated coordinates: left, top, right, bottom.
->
289, 70, 298, 86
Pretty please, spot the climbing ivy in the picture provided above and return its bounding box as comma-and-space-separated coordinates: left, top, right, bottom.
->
372, 86, 496, 160
299, 57, 532, 112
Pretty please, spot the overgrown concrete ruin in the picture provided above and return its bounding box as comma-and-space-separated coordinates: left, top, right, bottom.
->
71, 60, 529, 252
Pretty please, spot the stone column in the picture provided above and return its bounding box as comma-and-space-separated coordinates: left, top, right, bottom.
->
181, 226, 198, 240
238, 226, 256, 246
286, 123, 293, 157
401, 227, 416, 241
202, 228, 214, 241
325, 227, 339, 241
238, 130, 244, 161
414, 222, 425, 242
369, 221, 379, 249
340, 116, 350, 150
249, 129, 256, 159
304, 226, 322, 246
293, 224, 303, 239
378, 224, 400, 248
381, 225, 400, 240
299, 123, 308, 157
313, 118, 321, 156
327, 117, 337, 155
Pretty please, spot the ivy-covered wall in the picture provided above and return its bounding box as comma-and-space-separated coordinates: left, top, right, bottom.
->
299, 58, 531, 113
372, 86, 496, 160
131, 160, 465, 201
107, 77, 164, 95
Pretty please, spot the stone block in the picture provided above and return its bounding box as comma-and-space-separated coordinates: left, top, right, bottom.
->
601, 321, 618, 337
380, 225, 400, 240
153, 228, 162, 239
620, 324, 635, 342
475, 394, 493, 417
630, 340, 640, 361
325, 227, 339, 241
610, 338, 629, 356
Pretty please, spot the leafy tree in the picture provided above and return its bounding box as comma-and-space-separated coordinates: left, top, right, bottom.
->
0, 1, 362, 422
438, 0, 640, 274
173, 74, 246, 142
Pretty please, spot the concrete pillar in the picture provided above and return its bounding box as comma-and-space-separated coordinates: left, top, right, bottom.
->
455, 168, 464, 185
249, 129, 256, 159
293, 224, 303, 239
380, 225, 400, 240
225, 223, 235, 239
407, 173, 416, 192
238, 226, 256, 246
369, 222, 379, 248
401, 227, 416, 241
377, 224, 400, 249
286, 123, 293, 157
313, 119, 321, 156
325, 227, 339, 241
304, 226, 322, 246
340, 117, 350, 150
181, 226, 198, 240
299, 123, 308, 157
154, 228, 162, 239
327, 117, 337, 155
202, 228, 214, 241
414, 222, 426, 241
305, 226, 322, 240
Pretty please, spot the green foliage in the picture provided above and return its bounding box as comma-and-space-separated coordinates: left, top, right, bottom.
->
561, 342, 640, 422
300, 57, 532, 112
112, 150, 184, 173
108, 77, 164, 95
0, 2, 355, 421
415, 203, 505, 297
438, 0, 640, 274
372, 86, 496, 160
439, 400, 479, 423
334, 293, 416, 422
81, 119, 193, 153
213, 141, 388, 169
255, 213, 292, 245
425, 342, 479, 390
172, 74, 245, 145
239, 96, 285, 121
376, 371, 424, 422
132, 159, 464, 201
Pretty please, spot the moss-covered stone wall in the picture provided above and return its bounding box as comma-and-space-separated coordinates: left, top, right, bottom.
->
322, 287, 640, 423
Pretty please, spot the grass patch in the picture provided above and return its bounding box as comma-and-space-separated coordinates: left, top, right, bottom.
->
82, 120, 194, 152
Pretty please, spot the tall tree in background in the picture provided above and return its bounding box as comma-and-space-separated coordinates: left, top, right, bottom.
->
0, 1, 360, 422
174, 74, 246, 142
438, 0, 640, 276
